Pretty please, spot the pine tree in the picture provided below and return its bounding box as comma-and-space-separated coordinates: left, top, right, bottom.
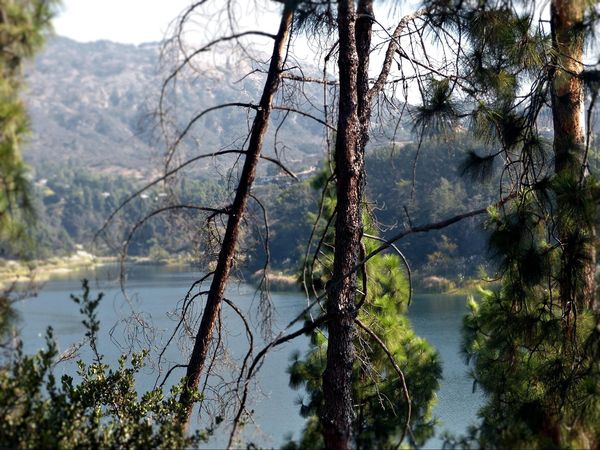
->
417, 0, 600, 446
0, 0, 58, 345
0, 0, 58, 245
286, 173, 441, 450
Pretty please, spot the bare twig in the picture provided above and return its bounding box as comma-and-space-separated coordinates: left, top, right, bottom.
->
362, 197, 513, 266
273, 105, 336, 131
97, 149, 295, 240
224, 297, 255, 450
367, 9, 428, 104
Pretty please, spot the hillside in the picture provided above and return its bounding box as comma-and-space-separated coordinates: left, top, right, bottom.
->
22, 36, 325, 179
16, 36, 489, 273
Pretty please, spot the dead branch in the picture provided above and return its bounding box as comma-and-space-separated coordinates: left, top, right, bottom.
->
198, 311, 224, 421
308, 204, 337, 305
158, 364, 188, 389
367, 9, 428, 105
166, 102, 258, 168
118, 204, 229, 287
362, 198, 512, 266
282, 73, 338, 85
179, 4, 297, 425
223, 295, 255, 449
362, 233, 413, 306
155, 272, 214, 387
249, 193, 274, 339
160, 31, 277, 108
96, 149, 296, 241
302, 173, 335, 306
247, 314, 329, 383
356, 241, 368, 310
261, 154, 298, 180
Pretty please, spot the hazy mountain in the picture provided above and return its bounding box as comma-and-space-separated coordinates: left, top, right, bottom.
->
22, 36, 325, 180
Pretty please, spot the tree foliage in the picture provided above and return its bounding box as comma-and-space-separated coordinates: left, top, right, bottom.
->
285, 171, 441, 449
5, 0, 600, 447
0, 0, 58, 248
0, 280, 203, 449
415, 0, 600, 446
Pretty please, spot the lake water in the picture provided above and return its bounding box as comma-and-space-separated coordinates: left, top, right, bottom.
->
14, 264, 482, 448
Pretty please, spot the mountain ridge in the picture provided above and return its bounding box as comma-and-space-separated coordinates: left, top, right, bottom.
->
22, 36, 325, 180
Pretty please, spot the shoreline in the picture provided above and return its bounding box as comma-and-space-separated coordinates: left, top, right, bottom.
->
0, 253, 491, 298
0, 253, 195, 288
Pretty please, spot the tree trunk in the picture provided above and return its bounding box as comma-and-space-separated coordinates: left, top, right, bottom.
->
550, 0, 597, 312
321, 1, 363, 448
179, 2, 295, 423
356, 0, 373, 129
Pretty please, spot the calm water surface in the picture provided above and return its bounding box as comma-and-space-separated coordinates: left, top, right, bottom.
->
15, 264, 482, 448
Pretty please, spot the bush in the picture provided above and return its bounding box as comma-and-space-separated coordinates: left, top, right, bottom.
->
0, 280, 204, 449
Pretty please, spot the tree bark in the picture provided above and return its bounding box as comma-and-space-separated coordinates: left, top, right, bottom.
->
550, 0, 597, 312
321, 1, 363, 449
179, 2, 295, 423
356, 0, 373, 128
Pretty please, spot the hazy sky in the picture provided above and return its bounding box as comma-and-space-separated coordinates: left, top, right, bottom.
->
54, 0, 212, 44
52, 1, 428, 80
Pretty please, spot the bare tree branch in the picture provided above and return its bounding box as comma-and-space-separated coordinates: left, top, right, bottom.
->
363, 233, 413, 307
282, 73, 338, 85
166, 102, 258, 168
96, 149, 297, 241
179, 4, 297, 425
223, 295, 255, 449
247, 314, 328, 382
362, 196, 513, 266
367, 9, 427, 104
273, 105, 336, 131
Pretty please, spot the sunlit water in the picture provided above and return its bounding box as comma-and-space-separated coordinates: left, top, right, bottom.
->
14, 264, 482, 448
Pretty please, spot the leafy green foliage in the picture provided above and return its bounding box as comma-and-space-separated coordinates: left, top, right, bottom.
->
0, 294, 18, 347
21, 166, 229, 259
22, 138, 495, 290
285, 257, 441, 449
365, 139, 499, 281
462, 289, 600, 449
245, 179, 318, 274
71, 279, 103, 362
283, 171, 441, 449
0, 281, 204, 449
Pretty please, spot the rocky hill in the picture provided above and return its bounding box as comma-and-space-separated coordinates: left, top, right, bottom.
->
22, 36, 326, 180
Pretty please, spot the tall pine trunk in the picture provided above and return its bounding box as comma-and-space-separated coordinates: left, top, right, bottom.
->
321, 1, 363, 448
550, 1, 596, 443
550, 0, 597, 312
179, 2, 295, 422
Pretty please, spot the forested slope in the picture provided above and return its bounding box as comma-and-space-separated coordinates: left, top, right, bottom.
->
19, 36, 589, 286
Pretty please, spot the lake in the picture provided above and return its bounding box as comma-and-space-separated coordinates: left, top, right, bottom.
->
14, 264, 482, 448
